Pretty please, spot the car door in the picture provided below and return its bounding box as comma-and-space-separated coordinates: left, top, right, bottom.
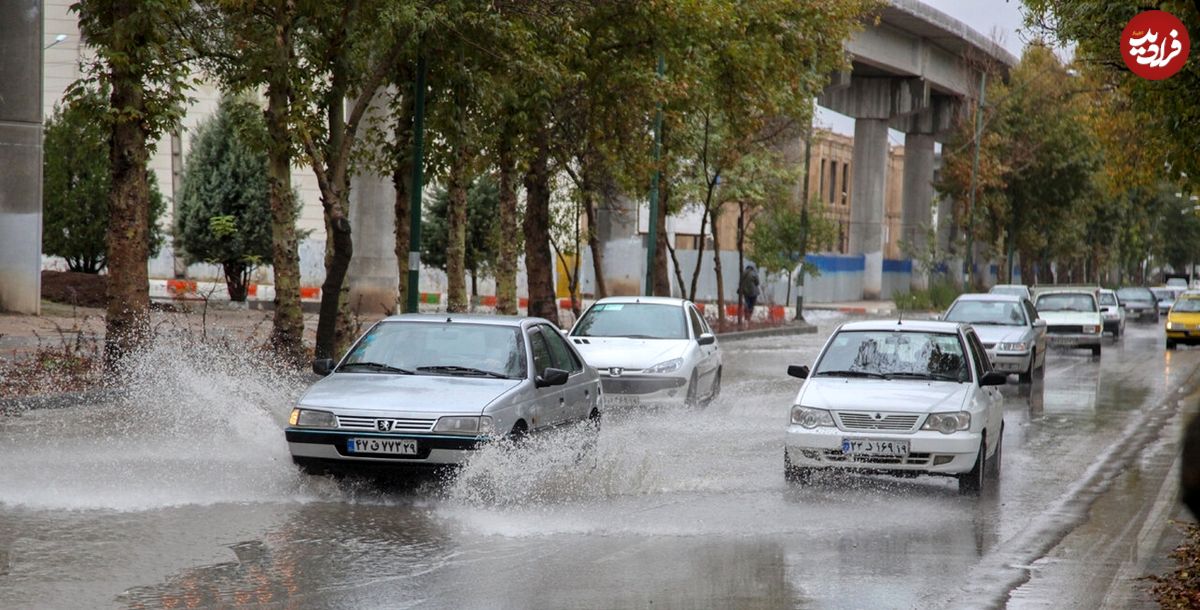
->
965, 329, 1004, 451
526, 327, 565, 429
687, 305, 717, 386
541, 324, 595, 423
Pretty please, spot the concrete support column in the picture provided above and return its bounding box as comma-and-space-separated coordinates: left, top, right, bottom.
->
346, 95, 400, 315
595, 194, 644, 296
901, 132, 935, 290
0, 1, 43, 314
850, 118, 889, 300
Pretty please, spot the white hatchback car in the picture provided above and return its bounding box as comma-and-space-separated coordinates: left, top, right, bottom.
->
783, 320, 1006, 495
568, 297, 722, 408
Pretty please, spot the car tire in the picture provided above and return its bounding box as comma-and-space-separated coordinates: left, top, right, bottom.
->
705, 368, 722, 405
988, 424, 1003, 481
1018, 350, 1035, 384
684, 370, 700, 409
510, 420, 529, 443
1091, 344, 1101, 357
958, 441, 986, 496
1168, 339, 1177, 350
784, 450, 812, 485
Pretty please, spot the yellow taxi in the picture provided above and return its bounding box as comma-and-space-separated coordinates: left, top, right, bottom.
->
1165, 292, 1200, 349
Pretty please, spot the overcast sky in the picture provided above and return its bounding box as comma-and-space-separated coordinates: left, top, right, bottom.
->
815, 0, 1030, 138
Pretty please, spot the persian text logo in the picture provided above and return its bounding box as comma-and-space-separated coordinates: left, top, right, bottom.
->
1121, 10, 1190, 80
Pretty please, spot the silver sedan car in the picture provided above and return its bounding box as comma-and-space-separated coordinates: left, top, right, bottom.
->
568, 297, 722, 408
286, 315, 602, 473
942, 293, 1047, 383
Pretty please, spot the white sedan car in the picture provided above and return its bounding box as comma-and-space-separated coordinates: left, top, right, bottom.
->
568, 296, 722, 408
783, 320, 1006, 495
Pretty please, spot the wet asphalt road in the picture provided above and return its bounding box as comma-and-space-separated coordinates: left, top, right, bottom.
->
0, 314, 1196, 609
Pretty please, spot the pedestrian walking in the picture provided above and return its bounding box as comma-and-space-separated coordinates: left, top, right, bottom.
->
738, 264, 760, 325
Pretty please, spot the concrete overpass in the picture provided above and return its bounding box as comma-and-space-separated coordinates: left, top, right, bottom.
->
819, 0, 1017, 297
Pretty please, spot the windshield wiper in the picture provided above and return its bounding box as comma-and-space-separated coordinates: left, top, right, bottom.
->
886, 371, 963, 383
416, 365, 512, 379
338, 362, 414, 374
815, 369, 888, 379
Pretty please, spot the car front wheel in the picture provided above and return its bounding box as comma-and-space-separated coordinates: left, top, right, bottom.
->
1018, 350, 1036, 384
958, 441, 985, 496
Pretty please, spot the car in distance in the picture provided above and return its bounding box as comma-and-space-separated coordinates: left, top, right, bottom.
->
1152, 287, 1181, 315
1034, 290, 1104, 356
942, 294, 1046, 383
783, 319, 1005, 495
286, 315, 602, 473
1166, 292, 1200, 349
1097, 289, 1126, 338
568, 296, 722, 408
989, 284, 1032, 300
1116, 287, 1159, 322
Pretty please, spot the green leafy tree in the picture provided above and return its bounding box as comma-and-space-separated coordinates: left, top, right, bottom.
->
421, 177, 500, 299
43, 92, 166, 273
175, 97, 273, 302
747, 194, 837, 305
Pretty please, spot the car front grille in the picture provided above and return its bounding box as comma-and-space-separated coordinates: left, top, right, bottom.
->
336, 415, 436, 432
1046, 325, 1085, 334
821, 450, 933, 466
835, 412, 921, 432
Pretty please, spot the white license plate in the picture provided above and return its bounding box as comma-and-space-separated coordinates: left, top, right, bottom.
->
346, 437, 418, 455
605, 394, 641, 408
1047, 336, 1077, 345
842, 439, 910, 457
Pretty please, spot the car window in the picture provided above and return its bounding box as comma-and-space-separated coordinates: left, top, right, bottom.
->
342, 321, 527, 378
944, 299, 1026, 326
528, 329, 554, 375
1174, 298, 1200, 313
687, 306, 704, 339
1098, 292, 1117, 306
1117, 287, 1153, 302
542, 325, 583, 373
1023, 300, 1039, 323
1035, 293, 1097, 312
572, 303, 688, 339
965, 331, 990, 379
813, 330, 969, 382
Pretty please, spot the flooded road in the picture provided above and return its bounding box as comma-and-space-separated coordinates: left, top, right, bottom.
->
1, 315, 1195, 609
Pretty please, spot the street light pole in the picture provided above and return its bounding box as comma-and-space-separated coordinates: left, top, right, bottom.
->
795, 118, 813, 321
644, 55, 665, 296
964, 71, 987, 290
405, 56, 427, 313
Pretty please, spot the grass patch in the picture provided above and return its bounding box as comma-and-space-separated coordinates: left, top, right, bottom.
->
893, 280, 962, 312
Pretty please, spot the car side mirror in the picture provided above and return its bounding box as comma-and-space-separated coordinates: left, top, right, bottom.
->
312, 358, 334, 376
1033, 319, 1047, 328
787, 365, 810, 379
698, 334, 716, 346
536, 367, 569, 388
980, 371, 1008, 386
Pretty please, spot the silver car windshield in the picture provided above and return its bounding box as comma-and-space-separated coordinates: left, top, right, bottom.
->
1117, 288, 1153, 303
813, 330, 969, 382
1036, 293, 1096, 312
573, 303, 687, 339
341, 322, 526, 379
944, 300, 1027, 326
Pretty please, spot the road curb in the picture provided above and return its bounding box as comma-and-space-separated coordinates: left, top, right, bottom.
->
717, 323, 818, 342
0, 387, 117, 415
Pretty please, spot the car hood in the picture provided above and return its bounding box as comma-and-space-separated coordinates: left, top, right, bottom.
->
1038, 311, 1100, 325
971, 325, 1028, 345
799, 378, 970, 413
569, 337, 690, 370
299, 373, 521, 414
1169, 312, 1200, 325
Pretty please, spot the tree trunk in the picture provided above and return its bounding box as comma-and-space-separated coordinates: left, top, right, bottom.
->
523, 128, 557, 323
265, 61, 306, 364
712, 204, 726, 327
104, 36, 152, 365
688, 205, 710, 301
223, 261, 249, 302
445, 147, 469, 313
495, 123, 519, 314
392, 86, 414, 310
653, 173, 671, 296
316, 205, 353, 359
736, 204, 745, 324
582, 161, 608, 299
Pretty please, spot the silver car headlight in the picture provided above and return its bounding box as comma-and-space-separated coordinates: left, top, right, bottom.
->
644, 358, 683, 374
921, 411, 971, 435
289, 408, 336, 428
433, 415, 495, 436
790, 405, 835, 429
996, 342, 1028, 352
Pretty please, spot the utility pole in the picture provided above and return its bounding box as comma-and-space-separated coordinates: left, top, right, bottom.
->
795, 119, 813, 321
405, 56, 427, 313
965, 71, 986, 290
644, 55, 665, 296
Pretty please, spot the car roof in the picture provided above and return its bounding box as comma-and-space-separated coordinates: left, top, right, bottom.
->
991, 284, 1027, 289
956, 292, 1021, 302
1035, 289, 1095, 296
837, 319, 965, 333
593, 296, 689, 306
377, 313, 546, 328
1098, 288, 1115, 294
